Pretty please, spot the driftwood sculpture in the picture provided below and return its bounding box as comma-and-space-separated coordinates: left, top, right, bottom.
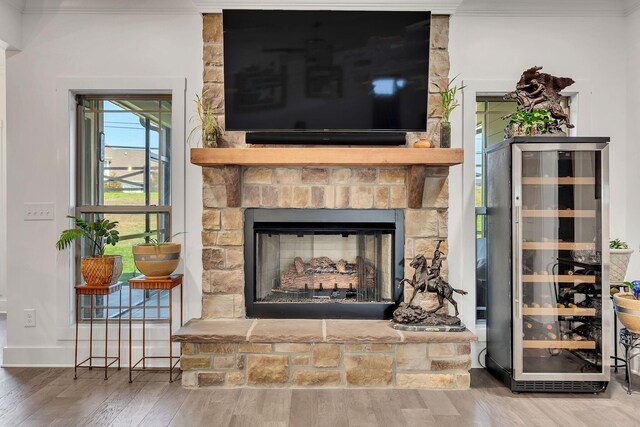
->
504, 66, 575, 135
398, 241, 467, 316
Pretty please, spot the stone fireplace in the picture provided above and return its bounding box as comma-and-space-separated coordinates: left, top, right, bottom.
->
173, 13, 476, 390
201, 165, 449, 319
245, 208, 404, 319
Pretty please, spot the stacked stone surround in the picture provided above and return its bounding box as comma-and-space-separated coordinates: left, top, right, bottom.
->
201, 166, 450, 318
181, 14, 476, 390
199, 13, 453, 318
176, 319, 475, 389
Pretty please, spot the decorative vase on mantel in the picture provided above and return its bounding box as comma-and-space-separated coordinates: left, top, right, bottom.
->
204, 132, 218, 148
439, 122, 451, 148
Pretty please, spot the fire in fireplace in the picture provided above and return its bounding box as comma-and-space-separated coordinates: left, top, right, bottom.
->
244, 209, 404, 319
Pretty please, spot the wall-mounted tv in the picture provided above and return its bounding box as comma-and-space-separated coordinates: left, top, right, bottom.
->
222, 10, 430, 144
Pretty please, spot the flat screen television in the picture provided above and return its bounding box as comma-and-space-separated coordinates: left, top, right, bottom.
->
222, 10, 430, 144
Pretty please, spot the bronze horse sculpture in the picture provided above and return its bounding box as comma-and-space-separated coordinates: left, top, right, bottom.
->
399, 241, 467, 316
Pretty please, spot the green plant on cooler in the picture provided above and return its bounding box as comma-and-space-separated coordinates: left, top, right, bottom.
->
507, 108, 554, 135
56, 216, 119, 257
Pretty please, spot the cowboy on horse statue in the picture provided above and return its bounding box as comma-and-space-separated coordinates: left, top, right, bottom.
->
395, 241, 467, 322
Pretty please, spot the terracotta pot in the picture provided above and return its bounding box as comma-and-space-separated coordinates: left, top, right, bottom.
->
81, 255, 122, 286
414, 137, 432, 148
133, 243, 181, 279
610, 248, 634, 285
614, 292, 640, 334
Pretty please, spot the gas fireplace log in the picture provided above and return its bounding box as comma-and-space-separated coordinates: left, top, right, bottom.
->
280, 270, 363, 289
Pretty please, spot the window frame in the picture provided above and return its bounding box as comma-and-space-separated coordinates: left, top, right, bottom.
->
52, 77, 186, 344
74, 95, 174, 321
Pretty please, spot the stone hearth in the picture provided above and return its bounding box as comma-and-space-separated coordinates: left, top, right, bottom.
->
175, 319, 476, 388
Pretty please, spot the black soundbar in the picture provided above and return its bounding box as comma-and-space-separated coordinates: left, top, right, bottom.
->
245, 131, 407, 146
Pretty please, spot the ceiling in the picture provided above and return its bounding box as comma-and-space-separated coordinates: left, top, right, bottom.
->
3, 0, 640, 16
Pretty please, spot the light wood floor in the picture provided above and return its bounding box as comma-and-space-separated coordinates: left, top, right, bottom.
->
0, 367, 636, 426
1, 314, 639, 427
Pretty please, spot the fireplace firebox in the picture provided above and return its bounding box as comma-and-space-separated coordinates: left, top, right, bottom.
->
244, 209, 404, 319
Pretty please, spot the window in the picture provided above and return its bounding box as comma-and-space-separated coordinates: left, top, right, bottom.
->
76, 96, 172, 320
474, 96, 570, 322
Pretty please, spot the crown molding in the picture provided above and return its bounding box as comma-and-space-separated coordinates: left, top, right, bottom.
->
625, 0, 640, 15
455, 0, 630, 18
455, 0, 639, 18
15, 0, 640, 17
22, 0, 199, 15
192, 0, 462, 13
2, 0, 25, 12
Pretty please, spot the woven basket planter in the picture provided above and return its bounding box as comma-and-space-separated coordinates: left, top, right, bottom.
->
133, 243, 181, 279
610, 248, 634, 285
81, 255, 122, 286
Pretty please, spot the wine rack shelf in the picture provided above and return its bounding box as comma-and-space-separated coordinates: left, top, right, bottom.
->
523, 275, 596, 283
523, 340, 596, 350
522, 177, 596, 185
522, 210, 596, 218
522, 242, 596, 251
523, 307, 596, 316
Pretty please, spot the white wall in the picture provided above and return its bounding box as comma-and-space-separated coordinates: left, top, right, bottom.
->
4, 10, 203, 365
448, 15, 628, 366
626, 9, 640, 282
0, 0, 22, 50
0, 49, 6, 312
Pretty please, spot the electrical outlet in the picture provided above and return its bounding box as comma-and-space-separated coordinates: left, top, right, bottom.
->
24, 203, 55, 221
24, 309, 36, 327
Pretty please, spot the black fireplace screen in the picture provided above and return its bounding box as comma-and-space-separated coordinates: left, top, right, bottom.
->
256, 230, 393, 304
244, 209, 404, 319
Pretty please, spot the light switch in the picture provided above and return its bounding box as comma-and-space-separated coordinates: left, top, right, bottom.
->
24, 203, 55, 221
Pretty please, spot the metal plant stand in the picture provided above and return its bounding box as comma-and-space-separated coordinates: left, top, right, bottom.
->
128, 274, 183, 383
611, 294, 627, 373
619, 328, 640, 394
74, 282, 122, 380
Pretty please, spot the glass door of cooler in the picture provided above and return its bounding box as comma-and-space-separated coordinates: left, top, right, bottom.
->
513, 143, 609, 381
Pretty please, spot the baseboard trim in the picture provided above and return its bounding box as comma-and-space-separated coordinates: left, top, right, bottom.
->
3, 342, 179, 367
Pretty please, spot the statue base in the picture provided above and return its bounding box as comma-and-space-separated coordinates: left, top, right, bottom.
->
391, 303, 466, 332
391, 322, 466, 332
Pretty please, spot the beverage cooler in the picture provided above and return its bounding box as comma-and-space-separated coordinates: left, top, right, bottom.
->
485, 137, 610, 393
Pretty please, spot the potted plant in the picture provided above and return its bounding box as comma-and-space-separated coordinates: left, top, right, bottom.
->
187, 94, 223, 148
614, 281, 640, 333
433, 75, 465, 148
610, 239, 634, 286
132, 233, 183, 279
56, 216, 122, 286
505, 108, 555, 137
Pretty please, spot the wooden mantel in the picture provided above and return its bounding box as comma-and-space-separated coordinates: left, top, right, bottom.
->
191, 147, 463, 209
190, 147, 463, 167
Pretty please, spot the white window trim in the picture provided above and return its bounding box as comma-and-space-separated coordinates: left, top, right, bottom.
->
0, 47, 6, 313
460, 79, 592, 338
54, 77, 186, 341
